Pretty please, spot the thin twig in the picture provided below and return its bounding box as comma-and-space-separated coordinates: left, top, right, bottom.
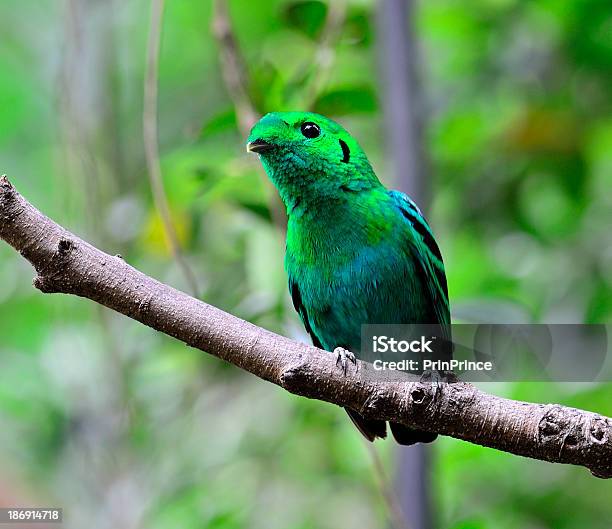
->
211, 0, 258, 137
210, 0, 287, 231
144, 0, 200, 295
303, 0, 347, 110
365, 441, 410, 529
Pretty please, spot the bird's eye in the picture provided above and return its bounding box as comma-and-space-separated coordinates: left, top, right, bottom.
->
300, 122, 321, 139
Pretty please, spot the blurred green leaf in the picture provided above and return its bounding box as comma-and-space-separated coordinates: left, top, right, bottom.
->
282, 1, 328, 39
313, 86, 377, 115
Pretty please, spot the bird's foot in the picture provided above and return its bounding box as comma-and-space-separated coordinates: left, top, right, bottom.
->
334, 347, 358, 376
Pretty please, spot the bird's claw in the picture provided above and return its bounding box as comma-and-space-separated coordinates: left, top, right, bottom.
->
334, 347, 358, 375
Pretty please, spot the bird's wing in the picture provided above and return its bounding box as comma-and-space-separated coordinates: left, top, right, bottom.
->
388, 190, 450, 330
289, 279, 324, 349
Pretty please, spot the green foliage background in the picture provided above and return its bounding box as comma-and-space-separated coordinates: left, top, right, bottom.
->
0, 1, 611, 528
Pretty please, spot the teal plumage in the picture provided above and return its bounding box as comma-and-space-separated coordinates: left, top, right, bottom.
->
247, 112, 450, 444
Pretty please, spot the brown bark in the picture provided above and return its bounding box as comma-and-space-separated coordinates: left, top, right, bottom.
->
0, 176, 610, 479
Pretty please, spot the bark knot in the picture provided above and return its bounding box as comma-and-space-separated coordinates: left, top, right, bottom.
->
57, 237, 75, 256
539, 405, 570, 439
0, 176, 16, 218
590, 416, 609, 445
0, 175, 14, 196
138, 295, 153, 316
409, 382, 436, 412
538, 405, 588, 456
279, 357, 308, 389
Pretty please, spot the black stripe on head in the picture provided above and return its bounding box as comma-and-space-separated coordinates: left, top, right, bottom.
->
339, 139, 350, 163
400, 208, 444, 263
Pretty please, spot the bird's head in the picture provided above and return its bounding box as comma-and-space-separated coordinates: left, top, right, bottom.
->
247, 112, 380, 212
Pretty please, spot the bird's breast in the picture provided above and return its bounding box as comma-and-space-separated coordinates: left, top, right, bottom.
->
286, 235, 424, 352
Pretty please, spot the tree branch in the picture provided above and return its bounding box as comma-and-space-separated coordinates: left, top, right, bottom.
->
0, 175, 610, 479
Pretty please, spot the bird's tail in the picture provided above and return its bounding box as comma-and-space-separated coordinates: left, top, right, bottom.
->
345, 408, 387, 441
389, 422, 437, 445
345, 408, 437, 445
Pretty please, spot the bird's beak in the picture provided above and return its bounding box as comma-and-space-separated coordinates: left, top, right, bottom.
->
246, 139, 275, 154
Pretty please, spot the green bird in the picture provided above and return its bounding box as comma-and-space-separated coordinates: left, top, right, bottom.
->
247, 111, 450, 445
